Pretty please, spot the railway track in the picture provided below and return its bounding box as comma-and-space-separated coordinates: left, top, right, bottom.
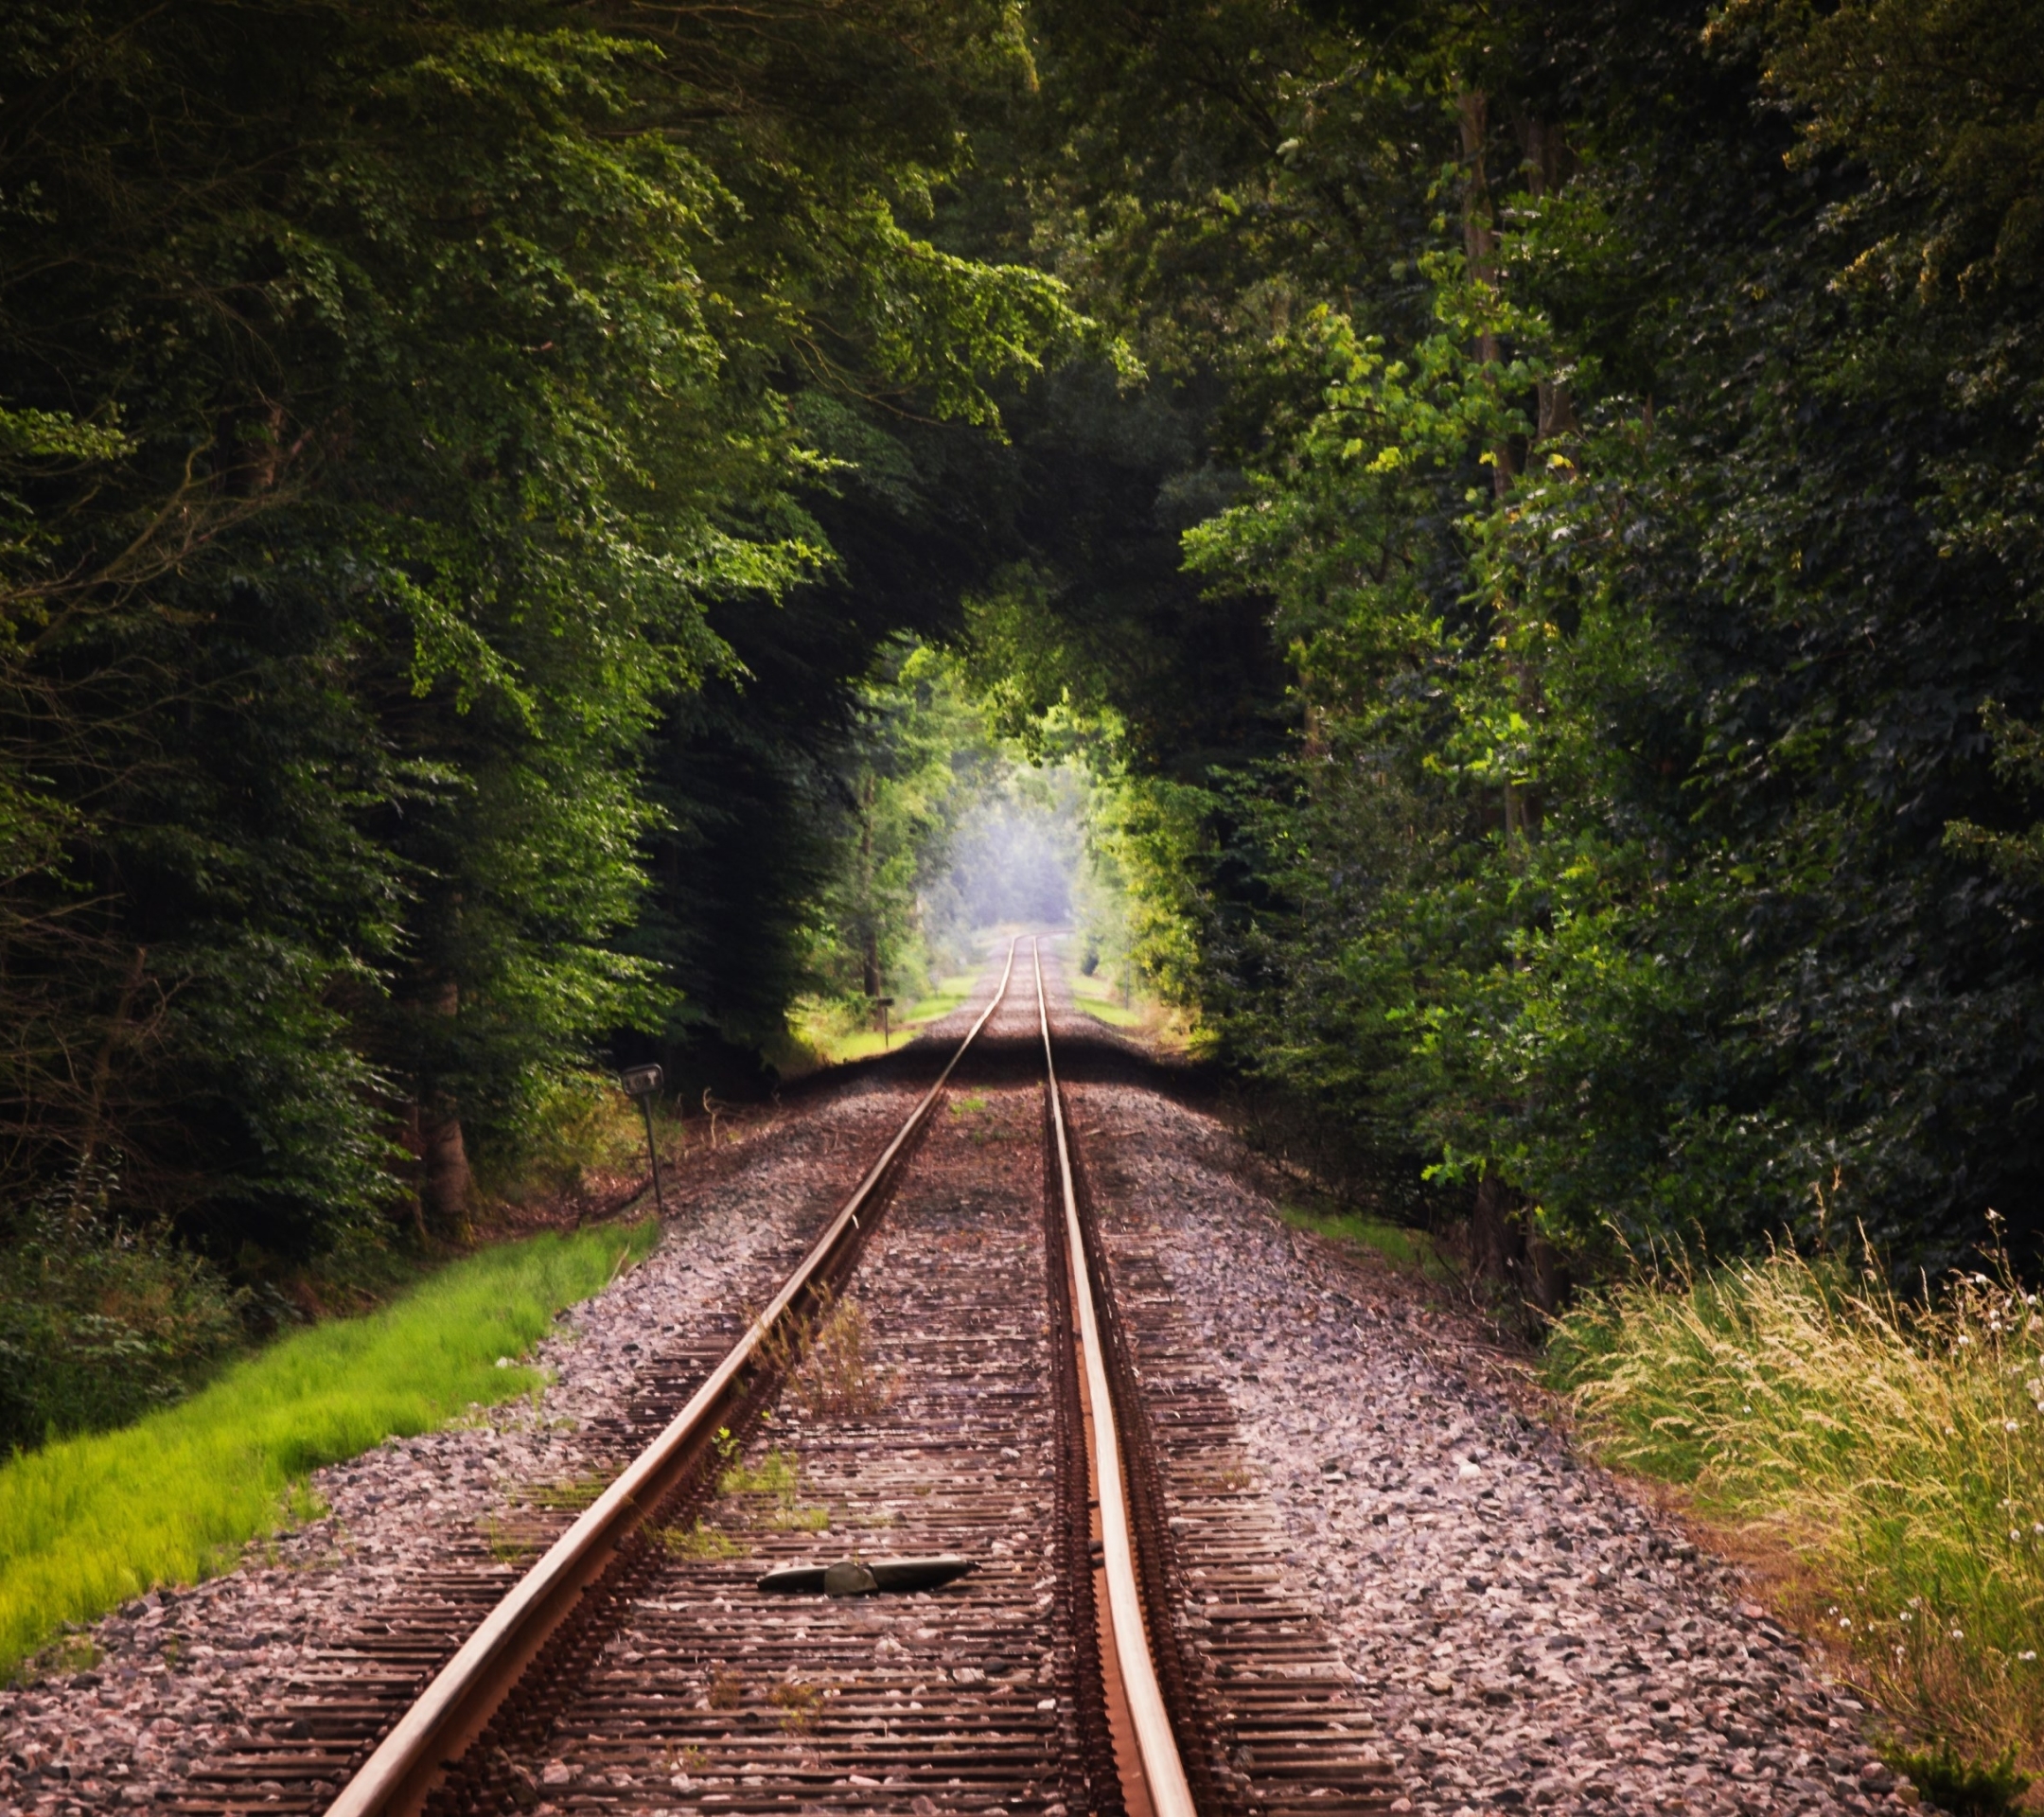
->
170, 940, 1399, 1817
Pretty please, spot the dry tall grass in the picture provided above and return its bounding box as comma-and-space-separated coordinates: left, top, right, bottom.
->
1550, 1236, 2044, 1781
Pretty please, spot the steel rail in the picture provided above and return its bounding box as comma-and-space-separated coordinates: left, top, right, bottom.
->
326, 938, 1021, 1817
1032, 935, 1198, 1817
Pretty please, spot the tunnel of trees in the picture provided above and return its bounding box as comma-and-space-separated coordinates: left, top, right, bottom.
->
6, 0, 2044, 1440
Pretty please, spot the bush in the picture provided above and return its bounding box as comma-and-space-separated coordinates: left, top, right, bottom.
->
1879, 1740, 2031, 1817
1550, 1236, 2044, 1783
469, 1071, 649, 1211
0, 1174, 246, 1455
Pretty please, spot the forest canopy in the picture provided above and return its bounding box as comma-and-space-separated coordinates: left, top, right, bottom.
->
7, 0, 2044, 1443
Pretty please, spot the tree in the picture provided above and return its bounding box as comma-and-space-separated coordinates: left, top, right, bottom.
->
0, 0, 1084, 1265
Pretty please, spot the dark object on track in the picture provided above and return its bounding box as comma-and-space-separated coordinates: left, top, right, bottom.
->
755, 1552, 978, 1595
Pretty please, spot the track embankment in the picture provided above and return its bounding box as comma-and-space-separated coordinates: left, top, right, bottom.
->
1065, 1062, 1915, 1815
0, 947, 1917, 1817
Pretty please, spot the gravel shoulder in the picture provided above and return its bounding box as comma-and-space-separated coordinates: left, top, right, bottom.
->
1068, 1076, 1921, 1817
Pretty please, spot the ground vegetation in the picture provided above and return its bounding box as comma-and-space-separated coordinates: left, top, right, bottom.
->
0, 1218, 654, 1676
9, 11, 2044, 1781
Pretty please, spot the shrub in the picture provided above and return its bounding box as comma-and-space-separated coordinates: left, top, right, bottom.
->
469, 1071, 648, 1210
0, 1173, 245, 1455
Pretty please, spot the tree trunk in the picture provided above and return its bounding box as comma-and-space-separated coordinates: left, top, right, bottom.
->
1458, 91, 1516, 501
1527, 1226, 1572, 1317
418, 978, 471, 1241
1470, 1169, 1524, 1289
1470, 1172, 1572, 1321
422, 1103, 472, 1240
1454, 105, 1577, 1316
858, 773, 882, 1000
76, 944, 148, 1186
1519, 115, 1579, 445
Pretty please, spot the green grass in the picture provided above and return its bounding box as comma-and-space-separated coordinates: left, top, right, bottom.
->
1068, 967, 1146, 1030
0, 1218, 658, 1679
802, 974, 979, 1064
1278, 1202, 1453, 1279
719, 1446, 830, 1531
1549, 1244, 2044, 1799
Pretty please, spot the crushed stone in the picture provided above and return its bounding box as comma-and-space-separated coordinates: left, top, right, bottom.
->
1073, 1079, 1920, 1817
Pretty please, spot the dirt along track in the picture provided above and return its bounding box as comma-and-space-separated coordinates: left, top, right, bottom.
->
3, 942, 1921, 1817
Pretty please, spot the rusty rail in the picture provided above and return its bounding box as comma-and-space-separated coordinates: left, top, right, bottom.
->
325, 939, 1020, 1817
1033, 935, 1197, 1817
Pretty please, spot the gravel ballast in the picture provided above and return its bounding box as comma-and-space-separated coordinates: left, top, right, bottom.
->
2, 993, 1922, 1817
1070, 1076, 1918, 1817
0, 1081, 914, 1817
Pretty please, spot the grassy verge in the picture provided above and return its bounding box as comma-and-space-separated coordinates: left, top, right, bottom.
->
1278, 1201, 1454, 1281
795, 974, 980, 1065
1549, 1244, 2044, 1802
0, 1218, 659, 1680
1067, 966, 1146, 1030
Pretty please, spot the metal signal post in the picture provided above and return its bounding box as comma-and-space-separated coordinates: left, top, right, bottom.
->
620, 1063, 667, 1216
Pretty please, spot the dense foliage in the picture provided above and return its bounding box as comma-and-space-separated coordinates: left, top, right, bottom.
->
0, 0, 1086, 1439
9, 0, 2042, 1445
997, 0, 2044, 1288
0, 2, 1070, 1210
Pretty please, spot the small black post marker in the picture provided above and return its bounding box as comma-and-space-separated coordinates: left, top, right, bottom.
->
620, 1063, 667, 1215
874, 996, 894, 1050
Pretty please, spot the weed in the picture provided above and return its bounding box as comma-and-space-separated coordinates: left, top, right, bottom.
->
706, 1668, 744, 1711
768, 1679, 822, 1732
524, 1473, 608, 1511
949, 1094, 990, 1118
787, 1292, 897, 1423
36, 1632, 97, 1679
1217, 1465, 1253, 1491
478, 1516, 537, 1564
1278, 1202, 1450, 1280
654, 1521, 742, 1560
1551, 1234, 2044, 1783
718, 1446, 830, 1533
719, 1447, 800, 1498
1879, 1740, 2031, 1816
281, 1483, 329, 1525
752, 1285, 896, 1425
